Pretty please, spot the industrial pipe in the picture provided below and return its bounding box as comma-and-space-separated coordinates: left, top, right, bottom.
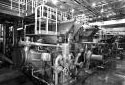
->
54, 54, 63, 85
20, 41, 61, 47
31, 68, 50, 85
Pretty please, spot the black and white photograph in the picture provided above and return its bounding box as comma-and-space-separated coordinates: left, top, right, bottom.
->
0, 0, 125, 85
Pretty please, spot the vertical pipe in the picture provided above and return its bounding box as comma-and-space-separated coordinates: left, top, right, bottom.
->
12, 26, 15, 46
36, 0, 38, 6
42, 5, 44, 17
50, 8, 52, 19
19, 0, 21, 16
63, 12, 64, 21
35, 7, 37, 34
39, 18, 41, 34
11, 0, 12, 9
40, 6, 42, 18
61, 12, 62, 21
26, 0, 27, 16
39, 6, 42, 34
56, 9, 58, 34
72, 11, 73, 19
55, 72, 58, 85
0, 24, 1, 37
33, 0, 34, 9
1, 25, 3, 37
3, 24, 6, 54
46, 10, 48, 34
32, 0, 33, 13
99, 30, 101, 40
21, 19, 24, 38
24, 25, 26, 38
13, 22, 18, 47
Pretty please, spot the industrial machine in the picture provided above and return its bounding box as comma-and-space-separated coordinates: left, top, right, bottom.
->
0, 1, 124, 85
6, 18, 125, 85
12, 19, 104, 85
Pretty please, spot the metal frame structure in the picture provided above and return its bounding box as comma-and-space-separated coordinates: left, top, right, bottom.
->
35, 4, 73, 35
10, 0, 44, 16
9, 0, 74, 35
35, 4, 58, 35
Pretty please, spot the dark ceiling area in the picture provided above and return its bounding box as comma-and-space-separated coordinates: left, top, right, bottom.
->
0, 0, 125, 23
50, 0, 125, 22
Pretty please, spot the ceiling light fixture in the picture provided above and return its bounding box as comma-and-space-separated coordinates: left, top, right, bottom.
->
101, 8, 104, 13
106, 15, 109, 18
98, 16, 101, 18
52, 0, 58, 5
92, 3, 96, 7
60, 5, 63, 9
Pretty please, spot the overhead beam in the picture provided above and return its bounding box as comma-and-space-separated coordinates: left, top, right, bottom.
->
73, 0, 98, 17
89, 18, 125, 26
80, 0, 102, 16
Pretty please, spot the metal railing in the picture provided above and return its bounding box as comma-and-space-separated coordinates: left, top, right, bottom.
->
35, 4, 73, 35
35, 4, 58, 35
10, 0, 46, 16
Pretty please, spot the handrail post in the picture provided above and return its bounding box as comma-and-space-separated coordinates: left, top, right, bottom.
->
11, 0, 13, 9
25, 0, 27, 16
35, 7, 38, 34
46, 7, 49, 34
32, 0, 33, 13
39, 6, 42, 34
42, 5, 44, 17
56, 9, 58, 34
19, 0, 21, 16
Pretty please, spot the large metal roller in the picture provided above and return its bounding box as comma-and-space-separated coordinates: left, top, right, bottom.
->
12, 47, 51, 67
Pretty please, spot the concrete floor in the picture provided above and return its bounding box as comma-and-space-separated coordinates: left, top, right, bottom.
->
0, 67, 125, 85
68, 59, 125, 85
0, 68, 34, 85
0, 54, 125, 85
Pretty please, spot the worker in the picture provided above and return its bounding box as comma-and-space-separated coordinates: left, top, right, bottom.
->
74, 48, 85, 74
85, 46, 92, 73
